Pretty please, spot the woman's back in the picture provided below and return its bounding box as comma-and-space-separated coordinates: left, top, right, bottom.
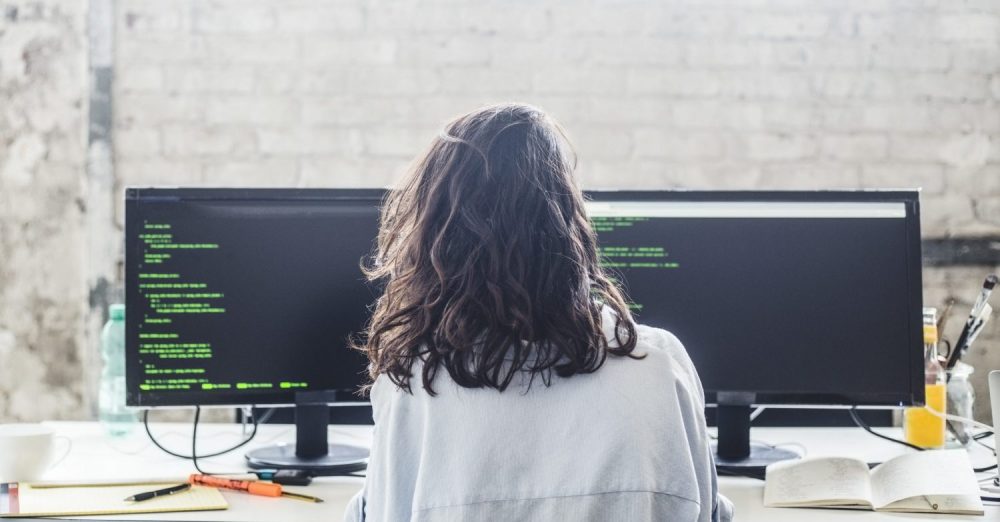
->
348, 320, 733, 521
348, 103, 731, 521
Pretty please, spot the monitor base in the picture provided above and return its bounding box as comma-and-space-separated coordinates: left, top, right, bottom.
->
245, 443, 369, 476
713, 441, 799, 469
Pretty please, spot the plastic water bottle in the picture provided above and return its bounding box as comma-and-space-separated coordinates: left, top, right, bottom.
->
99, 304, 137, 436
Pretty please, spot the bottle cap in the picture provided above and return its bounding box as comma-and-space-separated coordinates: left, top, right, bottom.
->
109, 304, 125, 321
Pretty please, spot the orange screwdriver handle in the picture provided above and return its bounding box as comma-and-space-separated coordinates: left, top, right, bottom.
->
189, 474, 282, 497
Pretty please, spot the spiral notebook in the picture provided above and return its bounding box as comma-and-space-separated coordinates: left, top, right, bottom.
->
0, 482, 227, 517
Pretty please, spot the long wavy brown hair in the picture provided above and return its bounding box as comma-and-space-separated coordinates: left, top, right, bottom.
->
357, 103, 639, 394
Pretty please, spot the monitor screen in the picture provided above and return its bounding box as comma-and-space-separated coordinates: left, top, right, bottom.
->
125, 188, 383, 407
586, 191, 923, 406
125, 188, 923, 408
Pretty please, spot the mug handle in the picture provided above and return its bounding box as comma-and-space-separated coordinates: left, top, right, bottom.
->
49, 436, 72, 470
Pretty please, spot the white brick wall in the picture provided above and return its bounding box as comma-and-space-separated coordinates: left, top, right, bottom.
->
112, 0, 1000, 239
4, 0, 999, 422
106, 0, 1000, 421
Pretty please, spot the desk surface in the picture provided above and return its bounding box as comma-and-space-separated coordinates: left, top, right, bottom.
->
27, 421, 999, 521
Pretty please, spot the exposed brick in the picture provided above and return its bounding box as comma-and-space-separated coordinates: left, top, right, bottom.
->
647, 11, 735, 38
162, 125, 256, 157
116, 66, 163, 92
301, 38, 397, 65
739, 133, 818, 161
758, 163, 861, 189
274, 6, 364, 33
163, 67, 255, 94
203, 158, 299, 186
117, 159, 204, 185
937, 15, 1000, 42
633, 130, 724, 160
114, 127, 160, 158
861, 163, 946, 195
811, 72, 896, 100
301, 97, 415, 126
362, 127, 436, 158
116, 94, 203, 124
871, 44, 950, 71
736, 14, 831, 39
204, 96, 298, 125
946, 165, 1000, 196
820, 134, 888, 160
536, 68, 626, 95
683, 41, 773, 68
202, 36, 298, 64
889, 135, 945, 162
192, 5, 274, 34
397, 37, 490, 66
587, 38, 683, 66
566, 128, 633, 160
436, 68, 532, 95
626, 70, 722, 96
11, 0, 998, 424
672, 102, 764, 130
586, 98, 672, 125
257, 128, 363, 155
299, 157, 408, 188
898, 74, 992, 102
716, 71, 812, 100
346, 68, 440, 95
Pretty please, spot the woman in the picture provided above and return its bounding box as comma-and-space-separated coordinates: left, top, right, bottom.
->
347, 103, 733, 521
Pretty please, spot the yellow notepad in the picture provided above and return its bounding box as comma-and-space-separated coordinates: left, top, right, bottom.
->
0, 482, 228, 517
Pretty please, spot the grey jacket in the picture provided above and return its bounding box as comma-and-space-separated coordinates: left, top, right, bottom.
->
345, 318, 734, 521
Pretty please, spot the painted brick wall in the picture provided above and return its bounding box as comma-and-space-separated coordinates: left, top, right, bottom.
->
2, 0, 999, 422
113, 0, 1000, 237
109, 0, 1000, 420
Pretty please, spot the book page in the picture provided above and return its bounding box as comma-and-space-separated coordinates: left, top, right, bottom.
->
869, 449, 982, 511
764, 457, 873, 508
3, 483, 227, 517
881, 494, 984, 515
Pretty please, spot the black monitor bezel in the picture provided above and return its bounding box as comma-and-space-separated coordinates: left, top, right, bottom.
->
124, 187, 387, 408
585, 189, 924, 407
125, 188, 923, 409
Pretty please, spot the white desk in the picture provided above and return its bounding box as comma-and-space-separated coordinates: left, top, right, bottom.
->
28, 422, 1000, 521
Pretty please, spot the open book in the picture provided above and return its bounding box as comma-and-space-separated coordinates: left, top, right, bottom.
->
764, 449, 983, 515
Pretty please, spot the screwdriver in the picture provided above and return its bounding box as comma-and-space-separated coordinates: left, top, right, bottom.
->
189, 474, 323, 503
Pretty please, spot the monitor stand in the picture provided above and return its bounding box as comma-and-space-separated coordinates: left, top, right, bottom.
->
245, 391, 369, 476
713, 403, 799, 470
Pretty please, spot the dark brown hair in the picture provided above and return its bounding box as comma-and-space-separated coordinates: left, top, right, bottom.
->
357, 103, 639, 394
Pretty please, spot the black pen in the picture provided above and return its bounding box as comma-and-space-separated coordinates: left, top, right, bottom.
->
124, 483, 191, 502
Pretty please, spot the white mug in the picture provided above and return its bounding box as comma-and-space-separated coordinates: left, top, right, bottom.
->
0, 423, 71, 483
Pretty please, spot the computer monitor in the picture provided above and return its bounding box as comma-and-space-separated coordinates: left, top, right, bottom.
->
585, 190, 924, 468
125, 187, 924, 472
124, 188, 385, 473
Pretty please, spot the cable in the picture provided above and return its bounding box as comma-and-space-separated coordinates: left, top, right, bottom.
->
849, 407, 997, 473
974, 436, 996, 455
849, 407, 925, 452
920, 405, 994, 432
144, 407, 268, 460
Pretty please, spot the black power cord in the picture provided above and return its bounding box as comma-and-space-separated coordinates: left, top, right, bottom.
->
849, 406, 997, 473
143, 406, 273, 464
848, 407, 925, 451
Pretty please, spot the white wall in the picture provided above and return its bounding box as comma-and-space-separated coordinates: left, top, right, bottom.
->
1, 0, 998, 421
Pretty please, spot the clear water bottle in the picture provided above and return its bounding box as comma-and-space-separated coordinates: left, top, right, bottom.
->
99, 304, 137, 436
946, 362, 976, 445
